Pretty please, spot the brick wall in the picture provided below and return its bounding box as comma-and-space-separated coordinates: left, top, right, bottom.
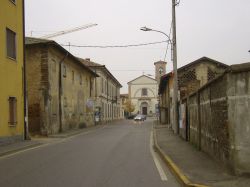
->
26, 44, 96, 135
26, 45, 48, 134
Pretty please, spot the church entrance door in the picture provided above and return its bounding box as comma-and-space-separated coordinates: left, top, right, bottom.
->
141, 102, 148, 115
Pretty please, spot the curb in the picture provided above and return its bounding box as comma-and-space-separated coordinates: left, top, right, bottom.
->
0, 142, 43, 158
48, 125, 105, 138
48, 129, 86, 138
153, 128, 210, 187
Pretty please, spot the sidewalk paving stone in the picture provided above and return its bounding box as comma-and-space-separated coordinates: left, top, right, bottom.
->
154, 125, 250, 187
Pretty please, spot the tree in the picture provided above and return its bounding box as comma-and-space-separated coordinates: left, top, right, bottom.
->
124, 99, 135, 114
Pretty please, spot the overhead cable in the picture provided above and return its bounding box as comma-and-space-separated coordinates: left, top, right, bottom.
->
60, 40, 169, 48
164, 23, 173, 61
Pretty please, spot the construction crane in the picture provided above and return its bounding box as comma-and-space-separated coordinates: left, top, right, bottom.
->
41, 23, 98, 39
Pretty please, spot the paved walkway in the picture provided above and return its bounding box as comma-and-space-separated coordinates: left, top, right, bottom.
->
154, 124, 250, 187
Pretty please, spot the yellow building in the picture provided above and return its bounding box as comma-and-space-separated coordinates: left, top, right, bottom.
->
0, 0, 25, 142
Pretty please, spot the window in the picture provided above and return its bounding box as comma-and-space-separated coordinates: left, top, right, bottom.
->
80, 74, 82, 85
6, 28, 16, 59
101, 78, 104, 93
9, 97, 17, 126
63, 65, 67, 77
141, 88, 148, 96
72, 71, 74, 83
86, 77, 88, 87
90, 78, 92, 96
52, 59, 56, 72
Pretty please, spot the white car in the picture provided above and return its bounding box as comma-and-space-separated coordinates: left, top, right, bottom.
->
134, 115, 144, 121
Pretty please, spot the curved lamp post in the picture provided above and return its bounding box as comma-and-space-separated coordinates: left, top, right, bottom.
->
140, 26, 172, 43
140, 26, 179, 132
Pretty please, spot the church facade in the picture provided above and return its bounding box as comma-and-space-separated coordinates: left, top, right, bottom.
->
127, 75, 158, 116
127, 60, 167, 116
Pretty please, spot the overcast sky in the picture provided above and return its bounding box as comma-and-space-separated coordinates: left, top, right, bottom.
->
25, 0, 250, 93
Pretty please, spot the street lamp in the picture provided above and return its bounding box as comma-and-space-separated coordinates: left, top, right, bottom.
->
140, 26, 179, 133
140, 27, 172, 43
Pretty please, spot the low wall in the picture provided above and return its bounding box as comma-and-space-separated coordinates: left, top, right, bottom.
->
227, 67, 250, 175
188, 94, 199, 147
185, 62, 250, 175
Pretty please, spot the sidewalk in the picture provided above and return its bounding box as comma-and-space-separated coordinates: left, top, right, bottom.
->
48, 123, 105, 138
0, 140, 42, 157
154, 125, 250, 187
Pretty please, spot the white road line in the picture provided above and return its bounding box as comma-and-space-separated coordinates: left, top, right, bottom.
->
150, 131, 168, 181
0, 126, 107, 160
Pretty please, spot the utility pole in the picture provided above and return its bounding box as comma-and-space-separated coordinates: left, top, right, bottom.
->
172, 0, 179, 134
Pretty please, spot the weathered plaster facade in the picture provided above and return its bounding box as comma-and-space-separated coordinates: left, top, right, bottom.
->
158, 57, 228, 128
79, 59, 123, 123
26, 37, 97, 135
0, 0, 25, 143
120, 94, 129, 117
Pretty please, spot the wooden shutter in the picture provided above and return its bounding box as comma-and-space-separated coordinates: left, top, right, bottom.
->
6, 28, 16, 59
9, 97, 17, 125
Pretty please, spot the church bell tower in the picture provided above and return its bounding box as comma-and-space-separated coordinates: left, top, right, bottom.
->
154, 60, 167, 84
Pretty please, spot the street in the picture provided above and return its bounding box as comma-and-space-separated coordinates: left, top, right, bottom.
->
0, 119, 179, 187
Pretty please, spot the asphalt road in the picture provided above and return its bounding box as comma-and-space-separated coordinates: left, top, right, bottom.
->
0, 119, 179, 187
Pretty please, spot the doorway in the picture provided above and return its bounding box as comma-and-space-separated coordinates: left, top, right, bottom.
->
142, 107, 147, 115
141, 102, 148, 115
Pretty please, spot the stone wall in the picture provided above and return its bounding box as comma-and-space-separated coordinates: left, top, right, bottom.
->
200, 75, 230, 167
227, 66, 250, 175
186, 62, 250, 175
188, 74, 232, 171
26, 45, 47, 134
188, 93, 199, 147
26, 44, 96, 135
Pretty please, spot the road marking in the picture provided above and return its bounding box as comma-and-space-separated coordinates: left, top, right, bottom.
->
0, 125, 107, 160
0, 143, 50, 159
150, 131, 168, 181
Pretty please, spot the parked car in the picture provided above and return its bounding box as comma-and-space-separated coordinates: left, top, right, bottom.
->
127, 114, 136, 119
134, 114, 145, 121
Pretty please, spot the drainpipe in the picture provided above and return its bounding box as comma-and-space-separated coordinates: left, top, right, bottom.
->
58, 52, 68, 133
22, 0, 30, 140
197, 91, 201, 150
107, 77, 109, 121
94, 70, 97, 125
